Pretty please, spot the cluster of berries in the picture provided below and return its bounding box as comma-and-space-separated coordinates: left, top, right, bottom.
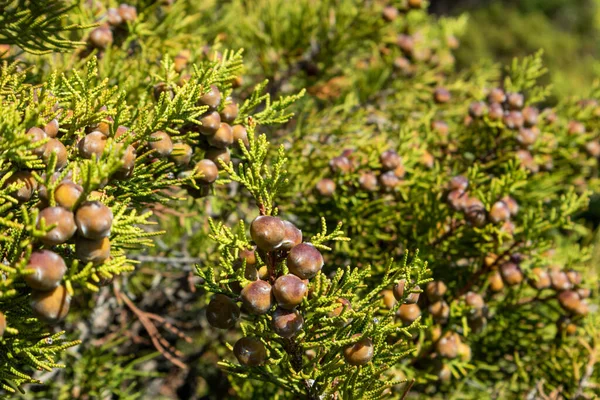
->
315, 149, 408, 197
88, 4, 138, 50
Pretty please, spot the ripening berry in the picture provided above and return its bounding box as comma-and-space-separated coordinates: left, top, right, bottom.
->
75, 201, 113, 239
436, 333, 458, 358
359, 172, 378, 191
450, 175, 468, 191
232, 125, 249, 148
206, 294, 240, 329
506, 92, 524, 110
576, 287, 591, 299
38, 207, 77, 246
393, 280, 420, 304
397, 34, 414, 54
566, 270, 582, 286
207, 123, 234, 148
469, 101, 487, 118
557, 316, 577, 336
220, 103, 239, 124
447, 190, 468, 211
118, 4, 137, 22
501, 196, 519, 216
503, 111, 524, 130
329, 156, 353, 174
465, 292, 484, 310
586, 141, 600, 158
54, 181, 84, 210
426, 281, 447, 302
568, 120, 585, 135
344, 335, 374, 366
43, 139, 68, 170
437, 364, 452, 383
272, 308, 304, 338
434, 88, 451, 104
30, 284, 71, 324
0, 311, 5, 337
240, 247, 257, 266
233, 337, 266, 366
173, 52, 189, 73
488, 271, 504, 292
379, 171, 400, 191
516, 127, 539, 147
194, 159, 219, 184
5, 171, 37, 202
287, 243, 324, 279
488, 102, 504, 120
205, 147, 230, 167
500, 262, 523, 286
397, 303, 420, 324
107, 7, 122, 25
429, 300, 450, 323
199, 85, 221, 109
78, 131, 107, 160
382, 6, 398, 21
199, 111, 222, 136
489, 201, 510, 223
522, 106, 539, 127
516, 149, 539, 172
316, 178, 336, 197
170, 143, 193, 166
89, 27, 113, 49
421, 151, 434, 169
272, 274, 307, 309
558, 290, 582, 314
488, 88, 506, 104
114, 144, 136, 180
549, 268, 572, 291
530, 267, 551, 290
280, 220, 302, 251
149, 131, 173, 157
240, 280, 274, 315
329, 298, 352, 318
465, 197, 487, 227
44, 119, 59, 138
75, 236, 111, 265
250, 215, 285, 251
24, 250, 67, 291
27, 127, 47, 156
380, 150, 402, 171
458, 342, 472, 362
431, 120, 449, 137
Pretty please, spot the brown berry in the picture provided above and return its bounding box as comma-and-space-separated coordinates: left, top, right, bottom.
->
118, 4, 137, 22
316, 178, 336, 197
27, 127, 47, 156
489, 201, 510, 223
408, 0, 422, 8
397, 34, 414, 54
488, 102, 504, 120
107, 7, 122, 26
240, 247, 257, 266
75, 201, 113, 239
501, 196, 519, 216
240, 280, 273, 315
207, 123, 234, 148
206, 294, 240, 329
30, 284, 71, 324
24, 250, 67, 291
359, 172, 378, 191
380, 150, 402, 171
75, 236, 111, 265
488, 88, 506, 104
500, 262, 523, 286
558, 290, 582, 314
194, 159, 219, 184
280, 220, 302, 251
434, 88, 451, 104
54, 181, 83, 210
344, 335, 374, 366
586, 141, 600, 158
171, 143, 193, 166
469, 101, 487, 118
528, 267, 551, 290
38, 207, 77, 246
426, 281, 447, 302
149, 131, 173, 157
329, 298, 352, 318
287, 243, 324, 279
503, 111, 524, 130
429, 300, 450, 323
44, 119, 59, 138
382, 6, 398, 21
550, 268, 572, 291
568, 120, 585, 135
516, 127, 539, 147
436, 333, 459, 358
522, 106, 539, 127
447, 190, 468, 211
272, 274, 307, 309
329, 156, 353, 174
43, 139, 68, 170
205, 147, 231, 168
397, 303, 421, 324
488, 271, 504, 292
0, 312, 5, 337
5, 171, 37, 202
199, 85, 221, 109
78, 131, 107, 160
233, 337, 266, 366
250, 215, 285, 251
272, 308, 304, 338
89, 27, 113, 49
506, 92, 524, 110
220, 103, 239, 124
393, 280, 420, 304
379, 171, 400, 191
199, 111, 222, 136
465, 197, 487, 227
232, 125, 249, 148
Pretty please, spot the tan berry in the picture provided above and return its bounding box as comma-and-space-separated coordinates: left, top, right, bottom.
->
287, 243, 324, 279
240, 280, 274, 315
38, 207, 77, 246
24, 250, 67, 291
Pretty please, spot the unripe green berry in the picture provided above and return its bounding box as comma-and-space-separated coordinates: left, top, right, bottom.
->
287, 243, 324, 279
344, 335, 374, 366
206, 294, 240, 329
233, 337, 266, 366
38, 207, 77, 246
31, 284, 71, 324
75, 201, 113, 239
272, 307, 304, 338
241, 280, 274, 315
24, 250, 67, 291
272, 274, 307, 309
250, 215, 285, 251
75, 236, 111, 265
149, 131, 173, 157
